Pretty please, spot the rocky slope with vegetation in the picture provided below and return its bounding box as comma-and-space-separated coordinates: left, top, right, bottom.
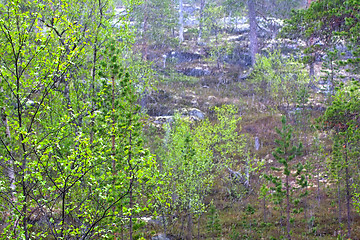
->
0, 0, 359, 239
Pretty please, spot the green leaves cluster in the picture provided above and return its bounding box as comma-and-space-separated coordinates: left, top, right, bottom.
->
249, 50, 309, 107
157, 105, 246, 232
0, 0, 159, 239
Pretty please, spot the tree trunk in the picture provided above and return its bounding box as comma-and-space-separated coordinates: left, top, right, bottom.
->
338, 180, 342, 236
179, 0, 184, 43
142, 0, 148, 61
90, 42, 97, 145
197, 0, 205, 44
129, 129, 134, 240
263, 195, 267, 223
187, 212, 193, 240
129, 187, 133, 240
1, 107, 16, 199
89, 0, 103, 145
16, 84, 29, 240
309, 60, 315, 85
197, 213, 202, 240
304, 176, 308, 228
112, 75, 116, 172
247, 0, 258, 66
286, 174, 291, 240
162, 209, 167, 235
317, 161, 321, 206
345, 143, 351, 239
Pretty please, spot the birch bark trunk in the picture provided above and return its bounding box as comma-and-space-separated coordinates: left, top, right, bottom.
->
179, 0, 184, 43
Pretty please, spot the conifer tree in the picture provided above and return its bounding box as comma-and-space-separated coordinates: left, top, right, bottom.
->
97, 36, 159, 240
266, 116, 303, 240
320, 81, 360, 239
206, 203, 221, 240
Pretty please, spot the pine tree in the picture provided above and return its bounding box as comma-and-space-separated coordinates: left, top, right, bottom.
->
320, 81, 360, 239
266, 116, 303, 240
206, 203, 221, 240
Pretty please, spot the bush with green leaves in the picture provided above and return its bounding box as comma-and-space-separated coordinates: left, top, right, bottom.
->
157, 105, 246, 238
249, 50, 309, 108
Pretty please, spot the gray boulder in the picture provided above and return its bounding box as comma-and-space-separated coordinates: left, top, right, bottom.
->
185, 108, 205, 120
152, 233, 170, 240
182, 67, 211, 77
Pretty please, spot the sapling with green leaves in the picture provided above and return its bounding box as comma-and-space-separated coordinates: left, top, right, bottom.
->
0, 1, 93, 238
0, 0, 160, 239
159, 105, 247, 239
259, 183, 270, 223
249, 50, 309, 109
161, 114, 214, 240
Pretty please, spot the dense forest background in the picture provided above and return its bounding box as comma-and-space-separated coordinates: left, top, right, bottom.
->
0, 0, 359, 239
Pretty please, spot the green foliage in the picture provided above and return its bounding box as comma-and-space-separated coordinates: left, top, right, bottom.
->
206, 203, 221, 239
249, 50, 309, 107
155, 105, 246, 235
229, 224, 240, 240
210, 105, 246, 166
282, 0, 360, 91
320, 81, 360, 215
0, 0, 159, 239
162, 113, 214, 215
265, 116, 304, 239
132, 0, 178, 46
202, 3, 225, 39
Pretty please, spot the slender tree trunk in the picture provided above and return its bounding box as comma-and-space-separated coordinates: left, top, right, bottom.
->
1, 107, 16, 199
317, 162, 321, 206
246, 154, 250, 189
112, 75, 116, 172
286, 175, 291, 240
129, 126, 134, 240
180, 214, 186, 238
197, 213, 202, 240
22, 181, 29, 240
345, 142, 351, 239
142, 0, 148, 61
16, 74, 29, 240
121, 218, 124, 240
89, 0, 103, 145
338, 180, 342, 236
111, 75, 119, 239
247, 0, 258, 66
308, 36, 315, 81
129, 184, 133, 240
263, 195, 267, 223
304, 175, 308, 228
179, 0, 184, 43
162, 209, 167, 235
187, 211, 193, 240
197, 0, 205, 44
90, 42, 97, 145
61, 182, 67, 238
21, 140, 28, 239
